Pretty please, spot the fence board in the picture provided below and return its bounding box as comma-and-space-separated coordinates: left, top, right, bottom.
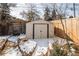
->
52, 18, 79, 44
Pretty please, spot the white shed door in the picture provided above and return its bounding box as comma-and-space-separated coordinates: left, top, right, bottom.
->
34, 24, 47, 39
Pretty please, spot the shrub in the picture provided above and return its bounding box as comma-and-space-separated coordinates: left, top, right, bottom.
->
50, 41, 69, 56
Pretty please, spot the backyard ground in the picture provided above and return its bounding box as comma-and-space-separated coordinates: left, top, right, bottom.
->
0, 35, 75, 56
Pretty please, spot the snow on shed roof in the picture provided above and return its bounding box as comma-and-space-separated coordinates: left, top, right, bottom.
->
26, 20, 53, 24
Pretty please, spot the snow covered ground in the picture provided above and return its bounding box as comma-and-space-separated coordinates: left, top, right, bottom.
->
32, 39, 49, 56
31, 37, 67, 56
0, 35, 68, 56
8, 36, 19, 43
0, 36, 10, 40
0, 34, 26, 43
18, 34, 26, 39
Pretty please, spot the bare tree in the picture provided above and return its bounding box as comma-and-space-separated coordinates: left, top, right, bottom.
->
20, 4, 40, 21
51, 4, 57, 20
43, 3, 66, 21
52, 3, 67, 19
43, 6, 51, 21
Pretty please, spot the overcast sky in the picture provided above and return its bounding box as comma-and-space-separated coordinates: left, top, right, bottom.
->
10, 3, 79, 20
10, 3, 44, 20
10, 4, 26, 20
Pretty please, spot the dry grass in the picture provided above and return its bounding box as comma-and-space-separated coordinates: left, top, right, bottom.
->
50, 40, 76, 56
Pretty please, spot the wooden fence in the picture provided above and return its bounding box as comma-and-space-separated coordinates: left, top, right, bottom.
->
52, 18, 79, 44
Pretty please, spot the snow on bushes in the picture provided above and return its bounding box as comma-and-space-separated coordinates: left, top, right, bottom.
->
0, 35, 37, 56
0, 39, 7, 51
1, 47, 22, 56
32, 46, 48, 56
19, 40, 37, 56
0, 39, 37, 56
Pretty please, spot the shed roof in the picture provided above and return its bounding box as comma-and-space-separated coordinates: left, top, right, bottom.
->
27, 20, 52, 24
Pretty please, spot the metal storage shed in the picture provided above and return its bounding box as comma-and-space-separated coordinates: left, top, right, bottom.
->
26, 20, 54, 39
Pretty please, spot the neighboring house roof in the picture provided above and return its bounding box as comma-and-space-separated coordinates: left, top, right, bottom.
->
0, 16, 28, 26
11, 17, 27, 23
